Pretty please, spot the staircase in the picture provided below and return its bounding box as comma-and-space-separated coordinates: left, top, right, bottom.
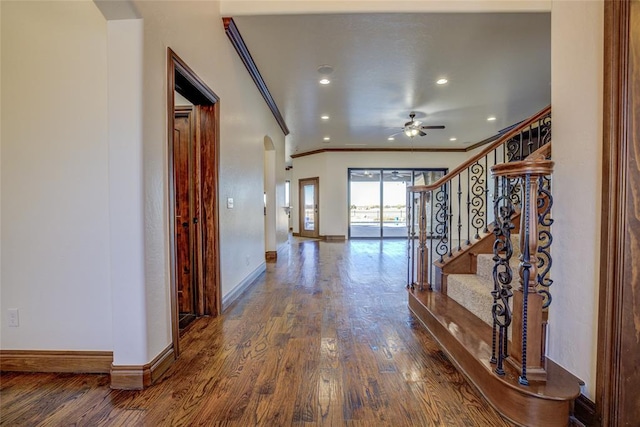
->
406, 106, 581, 427
447, 236, 520, 327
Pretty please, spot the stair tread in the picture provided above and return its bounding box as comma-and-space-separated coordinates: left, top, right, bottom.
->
408, 289, 581, 402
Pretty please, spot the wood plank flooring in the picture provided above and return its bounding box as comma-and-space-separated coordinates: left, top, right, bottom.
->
1, 238, 512, 426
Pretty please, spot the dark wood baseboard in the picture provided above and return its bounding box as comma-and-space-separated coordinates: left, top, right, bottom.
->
322, 235, 346, 242
0, 350, 113, 374
110, 345, 175, 390
573, 394, 598, 426
265, 251, 277, 262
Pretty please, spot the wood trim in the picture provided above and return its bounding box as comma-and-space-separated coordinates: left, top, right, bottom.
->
221, 263, 266, 312
265, 250, 277, 262
596, 0, 638, 426
322, 235, 346, 242
299, 177, 320, 238
574, 394, 598, 427
408, 289, 581, 427
491, 153, 554, 178
0, 350, 112, 374
110, 345, 175, 390
290, 147, 466, 159
168, 48, 222, 359
222, 17, 289, 136
464, 133, 502, 152
408, 105, 551, 193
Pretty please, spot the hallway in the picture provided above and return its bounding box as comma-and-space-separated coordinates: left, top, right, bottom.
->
1, 239, 510, 426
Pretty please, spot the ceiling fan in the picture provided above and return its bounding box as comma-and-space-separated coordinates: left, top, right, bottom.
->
391, 112, 445, 138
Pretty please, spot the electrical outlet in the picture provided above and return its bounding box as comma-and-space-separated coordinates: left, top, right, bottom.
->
8, 309, 19, 327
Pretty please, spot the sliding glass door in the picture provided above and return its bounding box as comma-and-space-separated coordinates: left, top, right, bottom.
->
349, 168, 446, 239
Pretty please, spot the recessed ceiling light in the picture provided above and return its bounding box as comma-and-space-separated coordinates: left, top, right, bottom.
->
323, 137, 330, 141
319, 78, 331, 85
487, 116, 497, 121
388, 137, 395, 141
436, 78, 448, 85
449, 137, 457, 141
321, 115, 330, 120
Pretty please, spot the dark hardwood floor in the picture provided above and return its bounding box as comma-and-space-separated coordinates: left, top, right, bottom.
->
1, 238, 511, 426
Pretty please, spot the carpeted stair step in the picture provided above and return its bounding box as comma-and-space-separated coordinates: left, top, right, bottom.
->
446, 273, 494, 326
476, 253, 521, 285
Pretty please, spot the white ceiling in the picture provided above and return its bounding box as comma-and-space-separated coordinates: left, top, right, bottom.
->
232, 12, 551, 161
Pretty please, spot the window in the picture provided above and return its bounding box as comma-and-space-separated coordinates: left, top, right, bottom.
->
284, 180, 290, 207
348, 168, 447, 239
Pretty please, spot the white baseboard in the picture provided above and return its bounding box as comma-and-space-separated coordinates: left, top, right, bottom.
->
222, 262, 266, 312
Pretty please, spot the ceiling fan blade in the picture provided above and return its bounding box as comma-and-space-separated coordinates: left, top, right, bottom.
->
418, 130, 427, 137
421, 125, 445, 129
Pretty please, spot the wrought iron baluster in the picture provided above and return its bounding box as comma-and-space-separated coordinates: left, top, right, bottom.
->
448, 182, 453, 257
466, 169, 471, 245
470, 161, 486, 239
457, 175, 462, 251
407, 189, 412, 288
490, 176, 515, 375
537, 175, 553, 308
483, 155, 490, 233
418, 192, 428, 291
540, 113, 551, 149
519, 174, 533, 386
434, 185, 449, 263
429, 189, 435, 284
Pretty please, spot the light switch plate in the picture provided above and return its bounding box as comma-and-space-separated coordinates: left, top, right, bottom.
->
227, 197, 234, 209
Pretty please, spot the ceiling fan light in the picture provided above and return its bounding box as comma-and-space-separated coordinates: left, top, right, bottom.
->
404, 129, 412, 137
411, 128, 419, 137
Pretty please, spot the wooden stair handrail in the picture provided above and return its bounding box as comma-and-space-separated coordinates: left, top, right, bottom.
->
492, 152, 554, 178
408, 105, 551, 193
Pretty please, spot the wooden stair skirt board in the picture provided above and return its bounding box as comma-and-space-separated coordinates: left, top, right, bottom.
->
408, 289, 580, 427
0, 350, 113, 374
110, 345, 175, 390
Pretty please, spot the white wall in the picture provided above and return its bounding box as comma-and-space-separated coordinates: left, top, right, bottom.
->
133, 0, 287, 358
291, 150, 468, 237
0, 1, 112, 350
0, 0, 287, 366
550, 0, 603, 399
107, 18, 148, 365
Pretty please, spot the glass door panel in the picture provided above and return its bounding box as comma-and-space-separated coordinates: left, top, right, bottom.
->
349, 170, 381, 238
299, 177, 319, 238
382, 170, 412, 238
303, 184, 315, 231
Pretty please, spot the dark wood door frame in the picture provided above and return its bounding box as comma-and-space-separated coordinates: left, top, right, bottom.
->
597, 1, 639, 425
299, 177, 319, 238
168, 48, 221, 357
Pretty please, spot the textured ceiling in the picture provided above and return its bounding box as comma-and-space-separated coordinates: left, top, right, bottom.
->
232, 12, 551, 161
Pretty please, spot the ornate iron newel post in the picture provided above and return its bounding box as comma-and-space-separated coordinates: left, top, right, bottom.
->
492, 153, 554, 384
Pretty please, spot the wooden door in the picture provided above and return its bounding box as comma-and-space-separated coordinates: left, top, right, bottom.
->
173, 107, 197, 328
299, 178, 319, 238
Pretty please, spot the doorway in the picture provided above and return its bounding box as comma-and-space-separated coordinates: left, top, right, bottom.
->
348, 168, 447, 239
299, 177, 319, 238
168, 48, 221, 357
173, 106, 199, 329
